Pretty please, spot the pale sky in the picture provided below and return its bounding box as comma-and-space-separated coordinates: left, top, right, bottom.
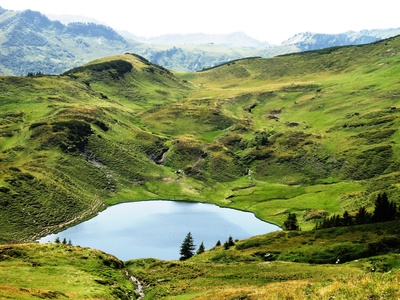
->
0, 0, 398, 44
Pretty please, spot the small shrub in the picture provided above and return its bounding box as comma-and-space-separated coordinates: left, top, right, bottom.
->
17, 173, 35, 181
51, 120, 93, 152
29, 122, 47, 130
0, 187, 10, 193
8, 167, 21, 172
303, 210, 329, 221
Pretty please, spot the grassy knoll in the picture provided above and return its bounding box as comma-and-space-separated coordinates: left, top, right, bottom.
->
0, 243, 135, 299
127, 220, 400, 299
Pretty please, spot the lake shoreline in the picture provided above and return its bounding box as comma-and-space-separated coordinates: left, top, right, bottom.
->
39, 200, 280, 260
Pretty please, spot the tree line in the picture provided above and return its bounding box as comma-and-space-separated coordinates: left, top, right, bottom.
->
315, 192, 398, 229
54, 237, 72, 245
179, 232, 235, 261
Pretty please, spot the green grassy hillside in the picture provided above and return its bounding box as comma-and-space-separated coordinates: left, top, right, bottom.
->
127, 220, 400, 299
0, 37, 400, 243
0, 53, 192, 242
1, 38, 400, 299
0, 243, 136, 299
177, 36, 400, 225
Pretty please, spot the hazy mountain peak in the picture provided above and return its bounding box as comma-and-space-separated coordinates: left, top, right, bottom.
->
19, 8, 54, 27
0, 7, 131, 75
126, 31, 270, 48
280, 30, 390, 51
46, 13, 104, 25
65, 22, 126, 42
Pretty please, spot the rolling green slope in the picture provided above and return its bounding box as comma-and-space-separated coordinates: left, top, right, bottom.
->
0, 54, 192, 242
0, 243, 135, 299
127, 220, 400, 299
177, 36, 400, 224
0, 37, 400, 243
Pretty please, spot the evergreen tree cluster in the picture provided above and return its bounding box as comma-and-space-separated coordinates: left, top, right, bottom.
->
223, 236, 235, 250
179, 233, 236, 260
26, 71, 44, 77
54, 237, 72, 245
315, 192, 398, 229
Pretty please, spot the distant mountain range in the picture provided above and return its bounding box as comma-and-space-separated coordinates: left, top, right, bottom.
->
0, 6, 399, 75
123, 32, 272, 48
282, 29, 400, 51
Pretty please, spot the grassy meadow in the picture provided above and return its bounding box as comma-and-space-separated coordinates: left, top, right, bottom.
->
0, 36, 400, 298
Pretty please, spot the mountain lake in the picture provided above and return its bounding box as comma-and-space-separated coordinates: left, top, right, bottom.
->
39, 200, 280, 260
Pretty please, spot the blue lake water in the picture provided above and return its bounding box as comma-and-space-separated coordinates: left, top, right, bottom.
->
39, 200, 280, 260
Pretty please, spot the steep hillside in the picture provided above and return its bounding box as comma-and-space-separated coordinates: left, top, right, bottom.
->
1, 36, 400, 243
0, 54, 192, 242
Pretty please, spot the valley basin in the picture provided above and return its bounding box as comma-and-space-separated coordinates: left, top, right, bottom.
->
39, 200, 280, 260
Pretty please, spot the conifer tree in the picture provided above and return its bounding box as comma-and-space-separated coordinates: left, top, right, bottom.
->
373, 192, 396, 222
179, 232, 196, 261
223, 241, 230, 250
342, 211, 353, 226
355, 206, 370, 225
196, 242, 205, 254
283, 213, 299, 230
